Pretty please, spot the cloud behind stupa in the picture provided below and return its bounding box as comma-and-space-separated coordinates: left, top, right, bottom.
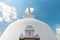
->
0, 2, 18, 23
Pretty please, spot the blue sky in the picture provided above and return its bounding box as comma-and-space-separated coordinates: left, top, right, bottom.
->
0, 0, 60, 36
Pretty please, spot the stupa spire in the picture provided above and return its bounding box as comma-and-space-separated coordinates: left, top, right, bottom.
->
28, 8, 31, 13
24, 8, 34, 18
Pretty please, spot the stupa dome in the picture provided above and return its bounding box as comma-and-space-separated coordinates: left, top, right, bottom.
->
0, 8, 57, 40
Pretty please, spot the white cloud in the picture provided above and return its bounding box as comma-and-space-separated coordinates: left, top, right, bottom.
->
56, 24, 60, 40
0, 17, 3, 22
0, 2, 18, 23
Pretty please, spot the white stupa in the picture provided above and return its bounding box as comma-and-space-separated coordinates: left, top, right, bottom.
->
0, 8, 57, 40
